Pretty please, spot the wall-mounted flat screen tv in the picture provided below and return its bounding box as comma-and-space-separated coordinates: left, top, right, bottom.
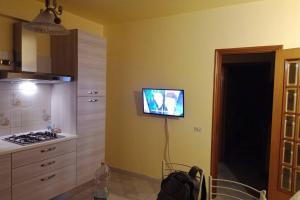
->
142, 88, 184, 117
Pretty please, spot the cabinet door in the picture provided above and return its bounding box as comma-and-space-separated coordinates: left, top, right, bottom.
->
77, 31, 106, 97
0, 154, 11, 200
77, 96, 105, 138
76, 96, 105, 185
76, 135, 105, 185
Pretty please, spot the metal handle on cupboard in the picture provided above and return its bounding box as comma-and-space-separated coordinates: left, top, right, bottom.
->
40, 174, 56, 182
40, 147, 56, 153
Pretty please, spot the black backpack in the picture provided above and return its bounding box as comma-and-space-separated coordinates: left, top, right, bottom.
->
157, 166, 206, 200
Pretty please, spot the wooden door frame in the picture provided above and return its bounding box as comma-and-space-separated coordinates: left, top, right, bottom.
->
211, 45, 283, 180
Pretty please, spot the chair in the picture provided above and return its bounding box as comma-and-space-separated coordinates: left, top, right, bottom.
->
161, 160, 205, 200
208, 176, 267, 200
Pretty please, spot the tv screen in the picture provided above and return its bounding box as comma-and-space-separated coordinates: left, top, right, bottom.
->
142, 88, 184, 117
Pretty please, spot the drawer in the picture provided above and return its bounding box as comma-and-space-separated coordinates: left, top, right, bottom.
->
12, 139, 76, 168
13, 152, 76, 185
12, 165, 76, 200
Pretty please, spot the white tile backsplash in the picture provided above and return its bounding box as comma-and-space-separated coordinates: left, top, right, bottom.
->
0, 82, 52, 135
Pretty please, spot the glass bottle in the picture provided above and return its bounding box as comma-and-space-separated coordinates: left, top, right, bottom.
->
93, 162, 111, 200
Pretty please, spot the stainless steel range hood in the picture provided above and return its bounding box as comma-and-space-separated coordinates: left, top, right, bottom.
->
0, 22, 73, 83
0, 71, 72, 83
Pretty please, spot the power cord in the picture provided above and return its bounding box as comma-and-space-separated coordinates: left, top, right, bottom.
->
164, 117, 173, 170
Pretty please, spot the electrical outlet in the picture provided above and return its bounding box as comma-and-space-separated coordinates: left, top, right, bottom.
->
194, 127, 202, 133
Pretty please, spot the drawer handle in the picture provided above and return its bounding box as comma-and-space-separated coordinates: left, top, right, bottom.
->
40, 147, 56, 153
88, 99, 98, 102
93, 91, 98, 94
88, 90, 93, 94
41, 160, 56, 168
40, 174, 56, 182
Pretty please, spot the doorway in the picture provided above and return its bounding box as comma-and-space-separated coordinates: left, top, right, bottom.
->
211, 46, 283, 192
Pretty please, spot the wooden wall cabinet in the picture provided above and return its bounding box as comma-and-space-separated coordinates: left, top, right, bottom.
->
52, 30, 106, 186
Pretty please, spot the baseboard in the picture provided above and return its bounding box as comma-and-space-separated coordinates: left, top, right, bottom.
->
110, 166, 161, 184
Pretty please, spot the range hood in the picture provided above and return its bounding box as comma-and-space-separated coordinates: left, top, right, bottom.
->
0, 22, 73, 83
0, 71, 71, 83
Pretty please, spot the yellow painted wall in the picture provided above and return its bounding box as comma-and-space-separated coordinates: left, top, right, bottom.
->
0, 0, 103, 52
105, 0, 300, 179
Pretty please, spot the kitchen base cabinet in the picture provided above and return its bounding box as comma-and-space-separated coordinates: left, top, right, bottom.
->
12, 140, 76, 168
11, 139, 77, 200
12, 152, 76, 185
0, 154, 11, 200
12, 165, 76, 200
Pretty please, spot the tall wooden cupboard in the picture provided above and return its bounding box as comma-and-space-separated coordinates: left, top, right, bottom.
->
51, 30, 106, 186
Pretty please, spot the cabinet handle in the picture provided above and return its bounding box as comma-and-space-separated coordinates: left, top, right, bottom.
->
88, 91, 93, 94
40, 147, 56, 153
88, 99, 98, 102
93, 91, 98, 94
40, 174, 56, 182
41, 160, 56, 168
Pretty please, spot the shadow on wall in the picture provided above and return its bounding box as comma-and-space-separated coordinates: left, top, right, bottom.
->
134, 90, 144, 117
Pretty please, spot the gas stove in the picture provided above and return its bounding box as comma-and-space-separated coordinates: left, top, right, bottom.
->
3, 131, 65, 146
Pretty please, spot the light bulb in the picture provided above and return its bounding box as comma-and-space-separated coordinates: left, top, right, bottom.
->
19, 82, 37, 96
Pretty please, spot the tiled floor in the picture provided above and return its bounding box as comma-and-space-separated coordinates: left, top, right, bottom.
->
63, 169, 161, 200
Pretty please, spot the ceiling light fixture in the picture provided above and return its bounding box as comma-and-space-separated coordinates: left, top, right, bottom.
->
24, 0, 68, 35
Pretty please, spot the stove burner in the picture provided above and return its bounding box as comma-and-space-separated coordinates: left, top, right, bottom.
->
3, 131, 64, 146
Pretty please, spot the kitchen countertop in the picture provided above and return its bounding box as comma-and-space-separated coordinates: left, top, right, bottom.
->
0, 133, 77, 156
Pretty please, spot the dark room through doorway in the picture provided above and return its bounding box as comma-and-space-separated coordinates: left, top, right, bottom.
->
217, 52, 275, 191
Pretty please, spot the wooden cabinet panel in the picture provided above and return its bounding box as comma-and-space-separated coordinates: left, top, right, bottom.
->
51, 31, 77, 77
76, 107, 105, 186
77, 97, 105, 139
77, 119, 105, 138
77, 30, 106, 97
77, 96, 105, 115
0, 188, 11, 200
78, 66, 106, 97
0, 154, 11, 200
12, 140, 76, 168
77, 31, 106, 103
78, 31, 106, 49
76, 138, 104, 186
12, 165, 76, 200
12, 152, 76, 185
77, 159, 102, 186
77, 135, 105, 153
